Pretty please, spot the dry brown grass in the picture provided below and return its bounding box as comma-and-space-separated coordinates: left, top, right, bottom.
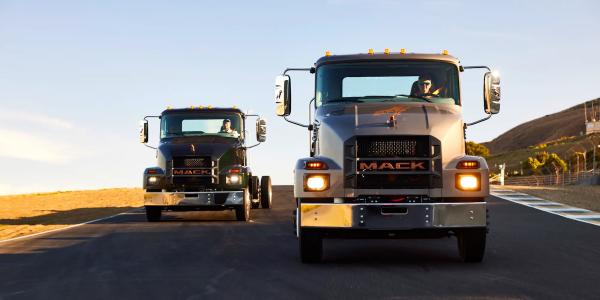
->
0, 188, 143, 241
502, 185, 600, 212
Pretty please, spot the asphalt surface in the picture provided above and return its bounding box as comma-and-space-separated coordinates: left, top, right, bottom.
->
1, 186, 599, 300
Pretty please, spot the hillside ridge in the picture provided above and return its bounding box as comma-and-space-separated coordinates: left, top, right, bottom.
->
482, 98, 599, 154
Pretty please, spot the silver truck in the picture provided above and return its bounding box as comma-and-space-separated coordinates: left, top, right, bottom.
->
274, 50, 500, 263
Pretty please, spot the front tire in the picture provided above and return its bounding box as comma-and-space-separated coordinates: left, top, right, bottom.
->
235, 188, 251, 222
260, 176, 272, 209
299, 229, 323, 263
145, 206, 162, 222
457, 228, 486, 262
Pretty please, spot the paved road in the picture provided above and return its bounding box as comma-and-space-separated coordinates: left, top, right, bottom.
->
1, 186, 599, 299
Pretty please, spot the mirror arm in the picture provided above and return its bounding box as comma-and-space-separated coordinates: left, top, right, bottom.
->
144, 115, 160, 121
465, 113, 493, 127
244, 142, 261, 149
463, 65, 491, 71
142, 115, 160, 149
283, 68, 313, 75
280, 68, 313, 127
284, 116, 310, 128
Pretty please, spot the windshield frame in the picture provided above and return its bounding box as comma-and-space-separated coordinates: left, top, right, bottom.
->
314, 60, 461, 107
159, 112, 245, 141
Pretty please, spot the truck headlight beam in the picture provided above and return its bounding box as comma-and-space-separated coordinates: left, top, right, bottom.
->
147, 176, 159, 185
227, 174, 241, 185
455, 173, 481, 191
304, 174, 330, 192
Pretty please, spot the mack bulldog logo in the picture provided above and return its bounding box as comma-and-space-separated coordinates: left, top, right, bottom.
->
358, 160, 428, 171
173, 169, 212, 175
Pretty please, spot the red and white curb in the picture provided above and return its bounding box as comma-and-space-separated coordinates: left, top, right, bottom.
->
491, 187, 600, 227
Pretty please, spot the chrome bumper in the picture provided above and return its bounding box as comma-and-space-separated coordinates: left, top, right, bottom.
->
300, 202, 486, 229
144, 191, 244, 206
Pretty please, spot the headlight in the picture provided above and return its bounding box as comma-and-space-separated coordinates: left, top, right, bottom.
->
226, 174, 241, 185
147, 176, 159, 184
455, 173, 481, 191
304, 174, 329, 192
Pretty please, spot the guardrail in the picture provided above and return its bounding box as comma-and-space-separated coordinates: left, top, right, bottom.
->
494, 171, 600, 186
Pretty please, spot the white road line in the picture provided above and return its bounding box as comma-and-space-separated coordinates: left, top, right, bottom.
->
491, 188, 600, 227
546, 208, 589, 213
0, 207, 143, 244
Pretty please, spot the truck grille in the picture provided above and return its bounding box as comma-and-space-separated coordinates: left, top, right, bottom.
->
172, 177, 214, 187
357, 136, 430, 158
173, 157, 212, 168
345, 135, 442, 189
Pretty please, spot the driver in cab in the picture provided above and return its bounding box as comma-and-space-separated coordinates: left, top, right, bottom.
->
411, 75, 444, 98
219, 119, 239, 136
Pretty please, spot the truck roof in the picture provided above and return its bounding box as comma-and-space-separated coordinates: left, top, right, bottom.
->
315, 52, 461, 67
161, 107, 245, 116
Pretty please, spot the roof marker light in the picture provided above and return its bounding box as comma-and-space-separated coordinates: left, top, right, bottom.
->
198, 105, 204, 109
325, 51, 331, 57
166, 106, 172, 110
189, 106, 195, 109
207, 105, 213, 109
384, 48, 390, 55
442, 49, 449, 55
400, 48, 406, 54
368, 48, 374, 55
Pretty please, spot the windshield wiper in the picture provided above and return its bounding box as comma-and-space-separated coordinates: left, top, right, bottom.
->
394, 94, 433, 103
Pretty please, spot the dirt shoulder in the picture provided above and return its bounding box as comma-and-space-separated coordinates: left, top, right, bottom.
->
500, 185, 600, 212
0, 188, 143, 241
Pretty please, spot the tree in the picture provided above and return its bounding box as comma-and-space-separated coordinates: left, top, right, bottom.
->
524, 151, 567, 183
466, 141, 490, 157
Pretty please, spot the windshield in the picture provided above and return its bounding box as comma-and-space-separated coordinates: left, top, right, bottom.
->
160, 113, 243, 139
316, 61, 460, 106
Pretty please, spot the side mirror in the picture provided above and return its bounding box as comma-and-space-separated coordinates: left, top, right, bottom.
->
256, 118, 267, 142
139, 120, 149, 143
484, 71, 501, 114
275, 75, 291, 116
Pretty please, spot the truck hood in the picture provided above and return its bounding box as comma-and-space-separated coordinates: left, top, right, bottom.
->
316, 102, 465, 166
157, 136, 243, 170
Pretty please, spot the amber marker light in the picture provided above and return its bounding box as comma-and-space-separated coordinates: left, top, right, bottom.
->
455, 174, 481, 191
457, 160, 480, 169
368, 48, 374, 55
304, 161, 328, 170
442, 49, 449, 55
400, 48, 406, 54
325, 51, 331, 57
384, 48, 390, 55
304, 174, 330, 192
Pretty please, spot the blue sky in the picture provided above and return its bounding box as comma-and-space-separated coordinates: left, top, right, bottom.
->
1, 0, 599, 194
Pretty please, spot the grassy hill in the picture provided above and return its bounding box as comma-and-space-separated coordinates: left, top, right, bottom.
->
0, 188, 142, 241
482, 101, 597, 154
482, 98, 600, 175
486, 133, 600, 175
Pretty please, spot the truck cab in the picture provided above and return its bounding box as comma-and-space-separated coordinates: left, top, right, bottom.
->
275, 50, 500, 263
140, 106, 272, 222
